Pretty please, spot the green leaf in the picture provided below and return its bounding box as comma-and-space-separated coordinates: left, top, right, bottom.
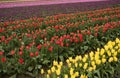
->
43, 60, 50, 64
37, 65, 42, 69
104, 71, 109, 78
25, 72, 35, 78
94, 70, 100, 78
94, 76, 99, 78
59, 56, 64, 61
84, 46, 88, 51
3, 70, 7, 73
28, 66, 34, 72
10, 74, 17, 78
0, 46, 3, 51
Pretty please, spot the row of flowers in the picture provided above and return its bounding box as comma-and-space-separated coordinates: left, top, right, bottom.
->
0, 7, 120, 34
40, 38, 120, 78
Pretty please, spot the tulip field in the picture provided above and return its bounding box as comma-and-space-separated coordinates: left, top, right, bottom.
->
0, 5, 120, 78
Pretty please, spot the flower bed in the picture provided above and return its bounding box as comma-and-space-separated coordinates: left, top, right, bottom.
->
0, 6, 120, 77
41, 38, 120, 78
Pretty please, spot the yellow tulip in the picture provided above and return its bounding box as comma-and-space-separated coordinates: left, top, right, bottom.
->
68, 63, 71, 67
107, 51, 111, 56
69, 57, 73, 62
107, 41, 113, 49
96, 59, 101, 65
108, 57, 113, 62
100, 48, 105, 55
104, 45, 109, 51
75, 55, 79, 62
71, 74, 75, 78
59, 61, 63, 66
102, 58, 106, 63
47, 69, 51, 74
85, 76, 88, 78
111, 49, 115, 53
108, 41, 112, 45
71, 59, 75, 63
115, 46, 118, 50
97, 48, 100, 52
80, 74, 88, 78
57, 65, 61, 69
113, 56, 118, 62
118, 49, 120, 53
53, 60, 58, 66
89, 51, 94, 57
56, 69, 61, 76
85, 54, 88, 58
64, 74, 68, 78
75, 63, 78, 67
75, 72, 79, 77
79, 63, 82, 67
91, 61, 95, 66
70, 68, 74, 75
118, 44, 120, 48
103, 55, 106, 58
93, 65, 96, 70
88, 67, 93, 72
80, 74, 85, 78
115, 38, 120, 43
95, 51, 100, 55
47, 74, 50, 78
113, 51, 117, 56
40, 69, 44, 74
51, 66, 55, 73
78, 55, 82, 60
66, 59, 70, 64
82, 57, 87, 62
90, 56, 94, 61
111, 42, 115, 46
83, 63, 88, 70
95, 54, 99, 60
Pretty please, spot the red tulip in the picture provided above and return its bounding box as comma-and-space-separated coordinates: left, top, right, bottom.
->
78, 34, 83, 42
48, 46, 53, 52
60, 42, 64, 47
30, 52, 34, 57
35, 51, 39, 56
70, 39, 73, 43
11, 50, 15, 55
19, 51, 23, 56
94, 33, 98, 37
66, 43, 69, 47
20, 46, 24, 51
0, 51, 4, 55
87, 30, 91, 35
37, 44, 42, 50
1, 57, 6, 62
26, 46, 30, 50
13, 33, 16, 37
54, 26, 59, 29
5, 40, 9, 44
19, 58, 24, 64
56, 40, 60, 45
43, 43, 48, 47
66, 35, 70, 39
1, 36, 5, 41
74, 39, 78, 43
26, 33, 31, 37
